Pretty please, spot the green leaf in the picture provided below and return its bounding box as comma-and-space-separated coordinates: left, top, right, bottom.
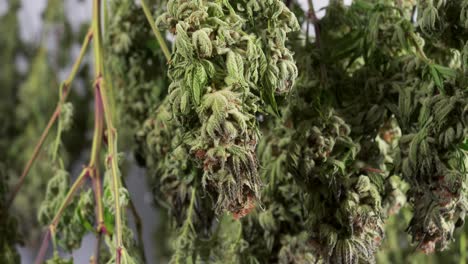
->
103, 208, 115, 235
186, 62, 207, 105
460, 142, 468, 151
225, 51, 245, 85
180, 91, 190, 114
175, 23, 193, 59
433, 64, 457, 78
428, 64, 445, 94
78, 212, 95, 233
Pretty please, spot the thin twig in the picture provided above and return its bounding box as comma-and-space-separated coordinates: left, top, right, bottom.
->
89, 84, 106, 263
7, 28, 93, 209
307, 0, 328, 86
140, 0, 171, 62
123, 178, 146, 263
173, 188, 196, 264
7, 107, 60, 209
408, 31, 431, 63
91, 167, 105, 264
35, 229, 51, 264
92, 170, 105, 233
97, 74, 124, 264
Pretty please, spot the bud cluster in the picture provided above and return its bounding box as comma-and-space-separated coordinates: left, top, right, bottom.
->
288, 110, 385, 264
398, 82, 468, 252
157, 0, 299, 214
106, 0, 169, 139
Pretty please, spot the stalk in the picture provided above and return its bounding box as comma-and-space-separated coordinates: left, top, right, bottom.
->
90, 79, 106, 262
123, 178, 146, 262
91, 167, 105, 263
140, 0, 171, 62
93, 0, 125, 261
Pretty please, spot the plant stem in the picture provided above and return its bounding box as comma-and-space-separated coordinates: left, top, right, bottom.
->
184, 188, 196, 235
123, 178, 146, 262
98, 75, 124, 264
90, 83, 105, 167
307, 0, 328, 86
66, 28, 94, 87
91, 169, 105, 263
461, 232, 467, 264
91, 168, 105, 264
93, 0, 124, 262
8, 107, 59, 209
35, 229, 51, 264
51, 106, 63, 162
140, 0, 171, 62
7, 28, 93, 209
92, 170, 105, 233
174, 188, 196, 263
100, 0, 117, 124
307, 0, 321, 48
408, 31, 431, 63
93, 0, 103, 76
90, 81, 106, 262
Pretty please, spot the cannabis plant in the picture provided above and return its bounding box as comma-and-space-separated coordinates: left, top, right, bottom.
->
0, 0, 467, 263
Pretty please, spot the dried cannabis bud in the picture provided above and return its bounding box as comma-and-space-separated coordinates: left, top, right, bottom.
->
157, 0, 299, 215
319, 0, 468, 256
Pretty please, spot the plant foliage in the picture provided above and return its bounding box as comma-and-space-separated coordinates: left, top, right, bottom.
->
0, 0, 467, 263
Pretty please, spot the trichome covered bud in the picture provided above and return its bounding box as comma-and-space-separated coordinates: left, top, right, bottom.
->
157, 0, 299, 215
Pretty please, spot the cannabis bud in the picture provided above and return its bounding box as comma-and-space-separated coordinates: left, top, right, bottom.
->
157, 0, 299, 215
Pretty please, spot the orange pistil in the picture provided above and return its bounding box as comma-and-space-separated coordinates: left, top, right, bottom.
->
233, 194, 256, 220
